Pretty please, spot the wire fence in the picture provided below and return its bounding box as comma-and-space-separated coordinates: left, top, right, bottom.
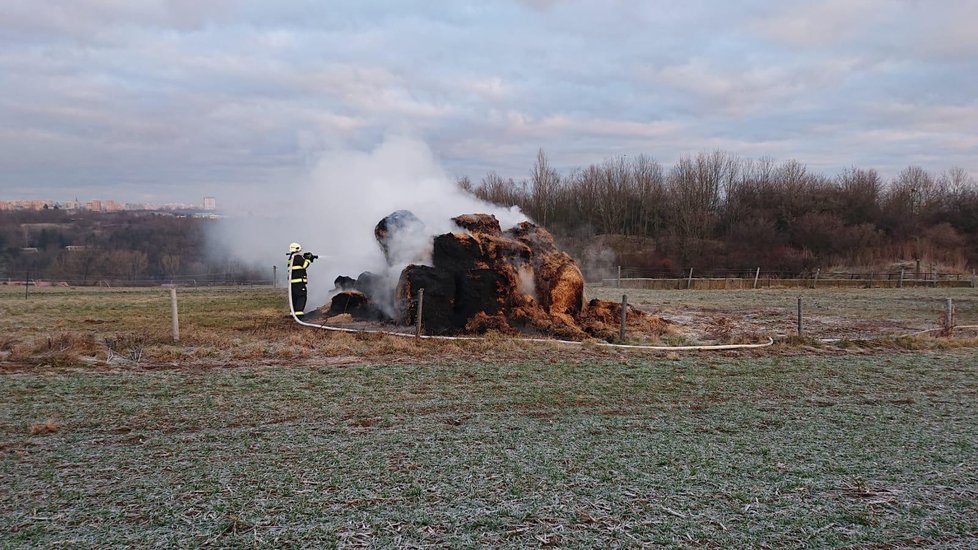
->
601, 266, 978, 290
0, 272, 273, 288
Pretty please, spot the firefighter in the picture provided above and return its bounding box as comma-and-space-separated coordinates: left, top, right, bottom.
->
287, 242, 318, 317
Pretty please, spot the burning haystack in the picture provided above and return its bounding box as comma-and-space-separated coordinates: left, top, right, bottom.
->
324, 212, 670, 341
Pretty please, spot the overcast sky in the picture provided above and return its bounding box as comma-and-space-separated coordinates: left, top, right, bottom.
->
2, 0, 976, 203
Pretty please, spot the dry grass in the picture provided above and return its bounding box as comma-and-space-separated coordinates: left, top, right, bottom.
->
0, 286, 649, 368
1, 285, 977, 371
29, 419, 60, 435
591, 285, 978, 343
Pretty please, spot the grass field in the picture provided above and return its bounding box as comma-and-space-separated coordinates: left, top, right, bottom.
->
590, 286, 978, 341
1, 286, 977, 547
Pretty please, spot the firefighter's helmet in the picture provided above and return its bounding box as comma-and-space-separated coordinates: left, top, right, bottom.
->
289, 242, 302, 253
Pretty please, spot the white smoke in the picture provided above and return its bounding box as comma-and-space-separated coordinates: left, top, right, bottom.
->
209, 135, 527, 310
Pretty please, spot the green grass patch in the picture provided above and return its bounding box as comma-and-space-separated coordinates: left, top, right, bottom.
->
1, 352, 976, 547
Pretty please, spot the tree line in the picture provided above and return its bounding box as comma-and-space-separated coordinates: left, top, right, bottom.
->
460, 150, 978, 276
5, 150, 974, 284
0, 210, 261, 284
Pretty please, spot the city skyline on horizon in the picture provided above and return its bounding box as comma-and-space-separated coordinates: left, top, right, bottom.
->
0, 196, 217, 212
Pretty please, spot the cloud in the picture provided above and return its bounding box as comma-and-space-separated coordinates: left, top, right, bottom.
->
752, 0, 978, 63
0, 0, 975, 202
750, 0, 885, 48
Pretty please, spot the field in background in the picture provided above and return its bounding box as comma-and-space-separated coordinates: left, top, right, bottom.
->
590, 286, 978, 341
1, 286, 977, 546
2, 286, 977, 367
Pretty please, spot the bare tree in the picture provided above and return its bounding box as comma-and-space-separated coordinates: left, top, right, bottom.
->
939, 167, 974, 197
896, 165, 937, 216
160, 254, 181, 279
837, 167, 882, 225
529, 149, 561, 226
592, 156, 632, 235
669, 151, 738, 245
130, 251, 148, 280
631, 155, 666, 237
72, 249, 105, 284
475, 172, 526, 208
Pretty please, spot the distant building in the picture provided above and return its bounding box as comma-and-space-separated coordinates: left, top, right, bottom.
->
0, 197, 217, 213
0, 200, 52, 210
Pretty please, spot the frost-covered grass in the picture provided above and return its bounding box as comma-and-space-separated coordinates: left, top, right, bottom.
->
592, 286, 978, 340
591, 286, 978, 326
2, 352, 976, 547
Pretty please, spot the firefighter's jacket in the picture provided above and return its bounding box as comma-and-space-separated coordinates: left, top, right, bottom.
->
289, 254, 313, 284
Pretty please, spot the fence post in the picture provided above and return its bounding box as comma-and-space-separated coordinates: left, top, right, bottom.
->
272, 265, 277, 288
25, 270, 29, 299
620, 294, 627, 342
687, 268, 694, 290
812, 268, 820, 289
753, 267, 760, 289
415, 288, 424, 339
797, 297, 803, 337
898, 269, 904, 289
170, 287, 180, 342
947, 298, 954, 335
617, 265, 621, 288
972, 269, 976, 289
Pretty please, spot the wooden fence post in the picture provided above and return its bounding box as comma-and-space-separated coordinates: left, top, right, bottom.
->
170, 287, 180, 342
947, 298, 954, 336
797, 297, 803, 337
812, 268, 820, 289
620, 294, 627, 342
687, 268, 694, 290
617, 265, 621, 288
415, 288, 424, 339
898, 269, 904, 289
272, 265, 277, 288
753, 267, 760, 289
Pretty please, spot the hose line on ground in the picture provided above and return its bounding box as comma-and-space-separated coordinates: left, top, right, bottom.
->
818, 325, 978, 343
286, 283, 775, 351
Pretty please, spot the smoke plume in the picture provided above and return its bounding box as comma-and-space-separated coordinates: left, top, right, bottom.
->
209, 136, 527, 309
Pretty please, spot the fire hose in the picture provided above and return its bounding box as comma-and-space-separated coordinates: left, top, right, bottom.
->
819, 325, 978, 343
286, 278, 775, 351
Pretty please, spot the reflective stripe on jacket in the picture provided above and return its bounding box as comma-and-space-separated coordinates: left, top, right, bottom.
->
289, 254, 311, 283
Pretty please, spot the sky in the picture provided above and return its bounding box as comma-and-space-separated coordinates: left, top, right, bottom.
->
1, 0, 976, 204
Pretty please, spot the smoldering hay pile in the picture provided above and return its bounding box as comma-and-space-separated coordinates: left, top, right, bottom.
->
322, 212, 673, 341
